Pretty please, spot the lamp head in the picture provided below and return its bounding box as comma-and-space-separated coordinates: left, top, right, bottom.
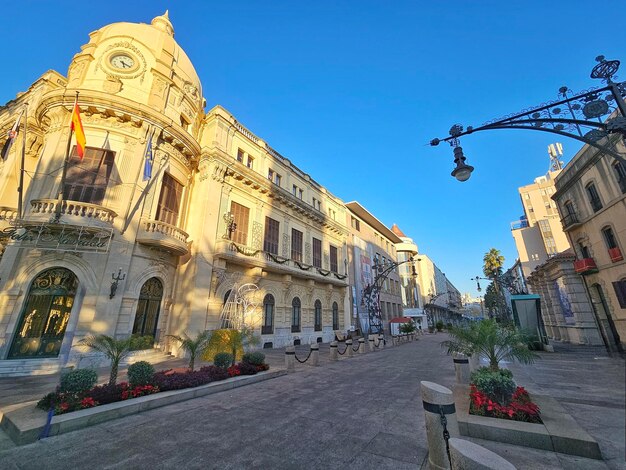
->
451, 146, 474, 182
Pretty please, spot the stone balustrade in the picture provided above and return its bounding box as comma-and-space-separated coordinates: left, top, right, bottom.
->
136, 218, 190, 256
30, 199, 117, 224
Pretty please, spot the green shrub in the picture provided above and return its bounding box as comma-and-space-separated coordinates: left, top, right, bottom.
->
127, 361, 155, 387
435, 321, 444, 332
470, 367, 516, 404
214, 352, 234, 369
399, 322, 416, 334
130, 334, 154, 351
446, 322, 453, 330
242, 352, 265, 366
59, 368, 98, 393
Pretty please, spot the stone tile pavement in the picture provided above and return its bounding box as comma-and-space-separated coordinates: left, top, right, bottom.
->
0, 334, 624, 469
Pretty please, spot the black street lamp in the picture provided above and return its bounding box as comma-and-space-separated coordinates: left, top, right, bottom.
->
430, 56, 626, 181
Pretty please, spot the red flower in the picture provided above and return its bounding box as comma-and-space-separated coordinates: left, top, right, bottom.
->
81, 397, 97, 408
59, 402, 69, 411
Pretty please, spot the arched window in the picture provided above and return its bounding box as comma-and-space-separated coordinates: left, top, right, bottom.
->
223, 289, 232, 306
585, 182, 603, 212
314, 300, 322, 331
262, 294, 275, 335
132, 278, 163, 339
9, 268, 78, 359
291, 297, 301, 333
332, 302, 339, 330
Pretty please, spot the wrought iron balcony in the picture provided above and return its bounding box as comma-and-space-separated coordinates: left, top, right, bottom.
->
136, 218, 190, 256
213, 239, 348, 285
573, 257, 598, 275
561, 213, 581, 231
609, 247, 624, 262
30, 199, 117, 226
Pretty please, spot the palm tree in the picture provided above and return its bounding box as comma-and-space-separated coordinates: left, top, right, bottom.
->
441, 319, 538, 371
167, 331, 212, 371
79, 334, 134, 386
203, 326, 260, 366
483, 248, 504, 279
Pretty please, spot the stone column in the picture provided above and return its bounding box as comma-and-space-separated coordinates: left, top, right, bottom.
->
310, 343, 319, 366
346, 339, 354, 357
452, 353, 470, 384
358, 337, 366, 354
285, 346, 295, 373
420, 381, 460, 470
329, 341, 338, 361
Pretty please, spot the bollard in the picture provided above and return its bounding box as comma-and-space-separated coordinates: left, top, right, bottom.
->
358, 337, 366, 354
346, 339, 354, 357
285, 346, 295, 373
449, 438, 516, 470
453, 353, 471, 384
378, 334, 385, 350
329, 341, 338, 361
310, 343, 319, 366
420, 381, 460, 470
368, 335, 375, 352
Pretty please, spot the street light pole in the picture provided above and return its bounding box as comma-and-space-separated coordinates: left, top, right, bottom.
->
430, 56, 626, 181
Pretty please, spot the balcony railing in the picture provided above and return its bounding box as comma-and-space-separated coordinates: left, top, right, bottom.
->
30, 199, 117, 225
573, 257, 598, 275
0, 207, 18, 222
136, 218, 190, 256
510, 219, 529, 230
561, 213, 581, 230
609, 247, 624, 263
214, 239, 348, 284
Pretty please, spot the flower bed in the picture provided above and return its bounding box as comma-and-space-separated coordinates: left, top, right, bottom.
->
37, 362, 270, 415
469, 384, 542, 423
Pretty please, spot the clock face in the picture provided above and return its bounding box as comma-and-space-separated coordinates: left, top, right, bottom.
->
110, 54, 135, 70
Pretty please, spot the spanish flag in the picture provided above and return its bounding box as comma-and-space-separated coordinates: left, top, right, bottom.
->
70, 99, 86, 158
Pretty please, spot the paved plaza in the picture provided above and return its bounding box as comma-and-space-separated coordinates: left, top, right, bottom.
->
0, 334, 624, 469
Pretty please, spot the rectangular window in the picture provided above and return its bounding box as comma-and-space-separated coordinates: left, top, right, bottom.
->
263, 217, 280, 255
298, 188, 303, 199
246, 155, 254, 169
351, 216, 360, 231
602, 227, 618, 249
313, 238, 322, 268
275, 173, 282, 186
579, 243, 590, 259
64, 146, 115, 205
230, 201, 250, 245
613, 280, 626, 308
586, 183, 603, 212
268, 169, 274, 181
156, 173, 184, 226
237, 148, 244, 163
291, 228, 303, 262
330, 245, 338, 272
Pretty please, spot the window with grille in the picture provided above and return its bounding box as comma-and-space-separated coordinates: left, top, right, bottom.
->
291, 228, 303, 261
263, 217, 280, 255
291, 297, 301, 332
156, 173, 183, 226
262, 294, 274, 335
314, 300, 322, 331
313, 238, 322, 268
602, 226, 618, 249
586, 183, 603, 212
330, 245, 338, 272
230, 201, 250, 245
63, 146, 115, 205
332, 302, 339, 330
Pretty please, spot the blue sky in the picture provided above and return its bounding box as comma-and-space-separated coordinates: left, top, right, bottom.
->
3, 1, 625, 297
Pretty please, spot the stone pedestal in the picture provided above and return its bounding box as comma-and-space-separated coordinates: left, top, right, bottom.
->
453, 353, 470, 384
329, 341, 338, 361
310, 343, 319, 366
358, 338, 365, 354
368, 336, 375, 352
421, 381, 460, 470
285, 346, 295, 373
346, 339, 354, 357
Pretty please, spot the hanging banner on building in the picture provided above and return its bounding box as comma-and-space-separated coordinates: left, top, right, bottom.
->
0, 223, 113, 253
554, 278, 575, 325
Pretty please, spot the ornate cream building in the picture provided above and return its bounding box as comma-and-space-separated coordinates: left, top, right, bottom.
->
0, 13, 350, 375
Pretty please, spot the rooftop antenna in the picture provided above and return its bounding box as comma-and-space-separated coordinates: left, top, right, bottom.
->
548, 143, 564, 171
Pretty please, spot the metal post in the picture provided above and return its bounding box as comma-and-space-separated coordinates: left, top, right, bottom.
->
329, 341, 338, 361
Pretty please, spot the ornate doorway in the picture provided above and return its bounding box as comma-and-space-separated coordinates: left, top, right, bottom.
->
9, 268, 78, 359
132, 278, 163, 338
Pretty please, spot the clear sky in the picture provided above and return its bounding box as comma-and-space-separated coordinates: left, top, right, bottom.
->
2, 1, 625, 297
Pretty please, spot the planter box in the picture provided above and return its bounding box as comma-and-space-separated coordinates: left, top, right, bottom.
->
453, 385, 602, 460
609, 247, 624, 262
0, 369, 286, 446
573, 258, 598, 275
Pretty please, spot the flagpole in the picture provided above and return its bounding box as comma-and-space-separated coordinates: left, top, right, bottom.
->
120, 126, 153, 234
17, 103, 28, 220
54, 91, 79, 223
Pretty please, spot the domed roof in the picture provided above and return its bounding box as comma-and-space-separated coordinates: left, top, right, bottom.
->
92, 12, 201, 99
